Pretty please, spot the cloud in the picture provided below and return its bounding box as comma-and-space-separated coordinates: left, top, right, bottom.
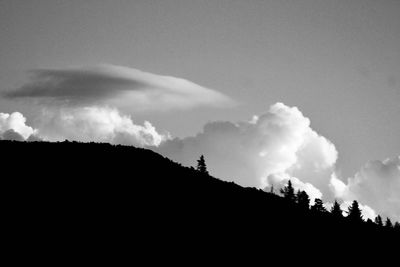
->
330, 156, 400, 221
0, 129, 25, 141
26, 134, 43, 142
3, 64, 235, 111
36, 106, 168, 147
156, 102, 338, 201
155, 101, 398, 221
0, 112, 36, 139
1, 101, 397, 222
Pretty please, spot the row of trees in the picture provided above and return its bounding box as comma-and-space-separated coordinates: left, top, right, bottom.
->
195, 155, 399, 231
279, 180, 400, 230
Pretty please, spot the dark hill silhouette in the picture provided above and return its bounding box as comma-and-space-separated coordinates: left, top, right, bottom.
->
1, 140, 398, 261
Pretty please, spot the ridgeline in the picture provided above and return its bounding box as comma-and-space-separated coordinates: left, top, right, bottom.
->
1, 140, 398, 260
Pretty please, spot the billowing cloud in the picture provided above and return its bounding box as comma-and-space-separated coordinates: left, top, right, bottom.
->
156, 102, 338, 201
36, 106, 168, 147
3, 64, 235, 111
0, 106, 166, 147
0, 129, 25, 141
0, 112, 36, 139
156, 102, 399, 219
26, 134, 43, 142
1, 101, 398, 222
330, 156, 400, 222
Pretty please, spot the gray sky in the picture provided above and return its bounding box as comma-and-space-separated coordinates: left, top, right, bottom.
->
1, 0, 399, 180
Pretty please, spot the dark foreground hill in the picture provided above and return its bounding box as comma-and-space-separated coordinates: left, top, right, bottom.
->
1, 140, 398, 261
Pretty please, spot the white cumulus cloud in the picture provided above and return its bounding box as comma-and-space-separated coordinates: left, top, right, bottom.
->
156, 102, 338, 201
0, 112, 36, 139
1, 100, 398, 222
36, 106, 168, 147
330, 156, 400, 222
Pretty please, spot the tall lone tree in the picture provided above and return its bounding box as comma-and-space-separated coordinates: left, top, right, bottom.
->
347, 200, 363, 223
330, 200, 343, 219
196, 155, 209, 175
280, 180, 295, 203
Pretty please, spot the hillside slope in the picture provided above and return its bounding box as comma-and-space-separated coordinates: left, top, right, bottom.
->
1, 140, 398, 260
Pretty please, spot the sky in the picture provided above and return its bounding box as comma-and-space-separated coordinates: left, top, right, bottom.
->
0, 1, 399, 221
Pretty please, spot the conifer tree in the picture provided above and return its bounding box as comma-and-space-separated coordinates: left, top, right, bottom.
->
366, 218, 374, 225
347, 200, 363, 223
374, 215, 383, 227
385, 218, 393, 228
311, 198, 326, 213
394, 222, 400, 231
196, 155, 209, 175
269, 185, 274, 194
296, 190, 310, 210
330, 200, 343, 219
280, 180, 295, 202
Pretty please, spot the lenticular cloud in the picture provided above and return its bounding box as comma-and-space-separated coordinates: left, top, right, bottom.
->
157, 102, 338, 201
3, 64, 235, 111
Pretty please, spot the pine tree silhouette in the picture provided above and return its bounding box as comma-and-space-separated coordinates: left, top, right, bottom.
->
196, 155, 209, 175
394, 222, 400, 231
330, 200, 343, 218
311, 198, 326, 213
385, 218, 393, 228
270, 185, 274, 194
375, 215, 383, 227
280, 180, 295, 202
347, 200, 363, 223
366, 218, 374, 225
296, 190, 310, 210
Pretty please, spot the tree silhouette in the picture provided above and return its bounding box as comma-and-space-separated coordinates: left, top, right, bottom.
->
269, 185, 275, 194
347, 200, 363, 223
311, 198, 326, 213
394, 222, 400, 230
385, 218, 393, 229
330, 200, 343, 219
296, 190, 310, 210
375, 215, 383, 227
366, 218, 374, 225
196, 155, 208, 175
280, 180, 295, 202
